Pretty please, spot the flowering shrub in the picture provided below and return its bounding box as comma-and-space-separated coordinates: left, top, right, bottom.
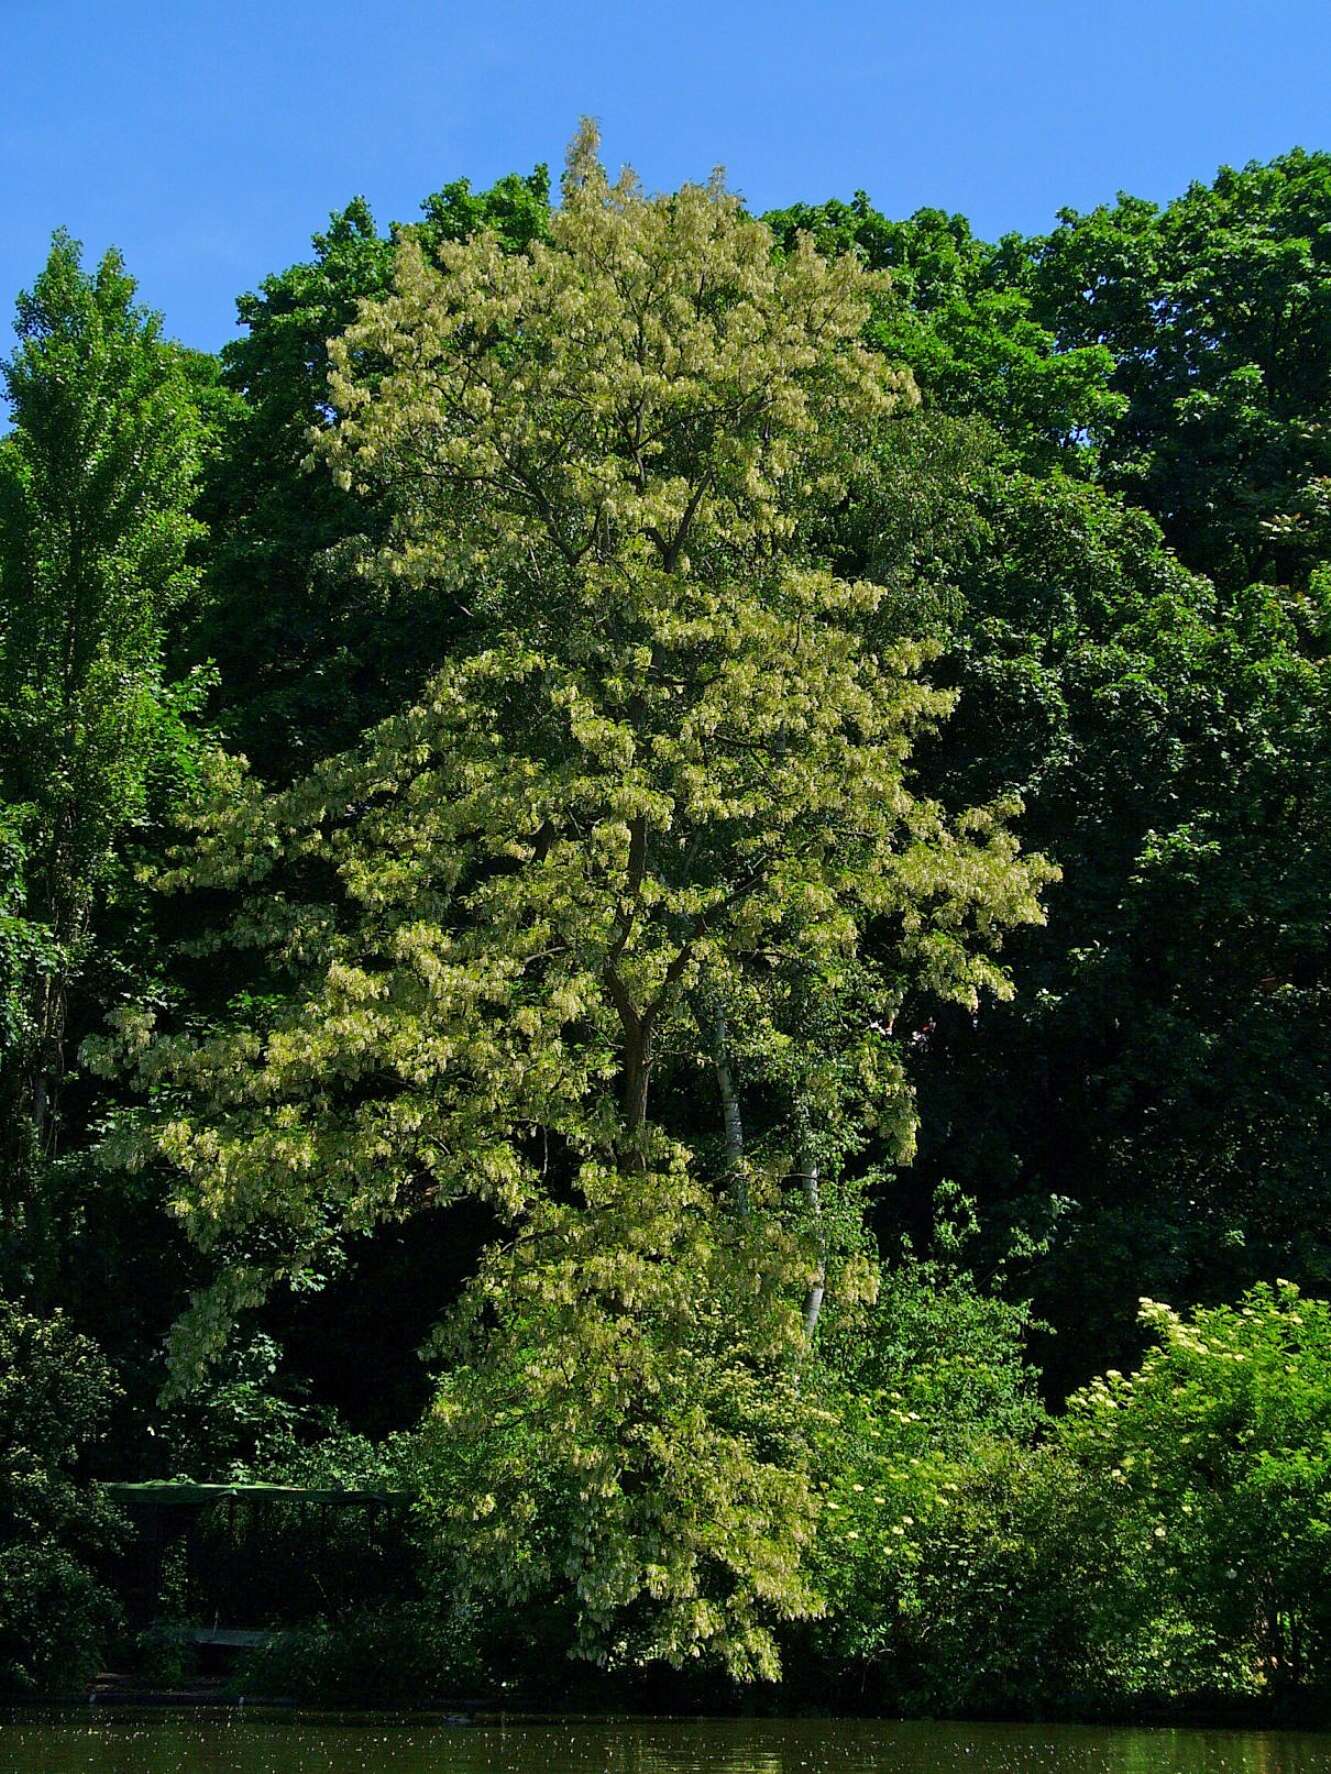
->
1059, 1282, 1331, 1700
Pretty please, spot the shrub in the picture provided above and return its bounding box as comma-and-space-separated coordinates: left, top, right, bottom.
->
802, 1250, 1056, 1710
0, 1300, 124, 1692
1058, 1281, 1331, 1703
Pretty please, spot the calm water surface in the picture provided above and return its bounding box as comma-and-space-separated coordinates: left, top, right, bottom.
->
5, 1712, 1331, 1774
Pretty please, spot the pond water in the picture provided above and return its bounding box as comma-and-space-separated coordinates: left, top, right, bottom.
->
5, 1712, 1331, 1774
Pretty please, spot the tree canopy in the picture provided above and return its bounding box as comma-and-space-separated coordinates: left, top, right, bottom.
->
6, 133, 1331, 1708
98, 130, 1050, 1675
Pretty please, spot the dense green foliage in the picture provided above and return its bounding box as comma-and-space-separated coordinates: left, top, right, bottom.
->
1060, 1283, 1331, 1700
787, 1277, 1331, 1717
1030, 150, 1331, 588
191, 167, 550, 775
6, 135, 1331, 1713
0, 234, 205, 1306
0, 1301, 123, 1693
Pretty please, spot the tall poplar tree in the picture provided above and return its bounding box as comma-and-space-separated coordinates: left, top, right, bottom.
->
0, 233, 203, 1292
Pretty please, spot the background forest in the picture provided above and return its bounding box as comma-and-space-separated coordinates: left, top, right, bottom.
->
5, 131, 1331, 1717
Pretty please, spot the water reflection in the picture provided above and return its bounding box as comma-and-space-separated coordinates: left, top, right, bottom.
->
4, 1712, 1331, 1773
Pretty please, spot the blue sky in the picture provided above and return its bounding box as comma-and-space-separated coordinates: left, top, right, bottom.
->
6, 0, 1331, 355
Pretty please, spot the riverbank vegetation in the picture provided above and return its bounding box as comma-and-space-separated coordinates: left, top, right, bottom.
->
5, 127, 1331, 1717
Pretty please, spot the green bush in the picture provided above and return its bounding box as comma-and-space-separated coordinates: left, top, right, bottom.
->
1057, 1281, 1331, 1703
0, 1300, 124, 1692
804, 1247, 1056, 1709
845, 1436, 1125, 1716
814, 1279, 1331, 1716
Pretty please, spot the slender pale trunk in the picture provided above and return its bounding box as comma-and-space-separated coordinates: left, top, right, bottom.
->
800, 1140, 826, 1343
712, 1011, 748, 1215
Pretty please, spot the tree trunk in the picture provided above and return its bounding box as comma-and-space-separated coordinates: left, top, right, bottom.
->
800, 1141, 826, 1343
620, 1024, 653, 1169
712, 1011, 748, 1215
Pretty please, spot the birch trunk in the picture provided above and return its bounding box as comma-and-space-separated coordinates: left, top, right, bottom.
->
712, 1011, 748, 1215
800, 1142, 826, 1343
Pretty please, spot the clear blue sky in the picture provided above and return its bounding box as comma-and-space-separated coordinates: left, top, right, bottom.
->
6, 0, 1331, 356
